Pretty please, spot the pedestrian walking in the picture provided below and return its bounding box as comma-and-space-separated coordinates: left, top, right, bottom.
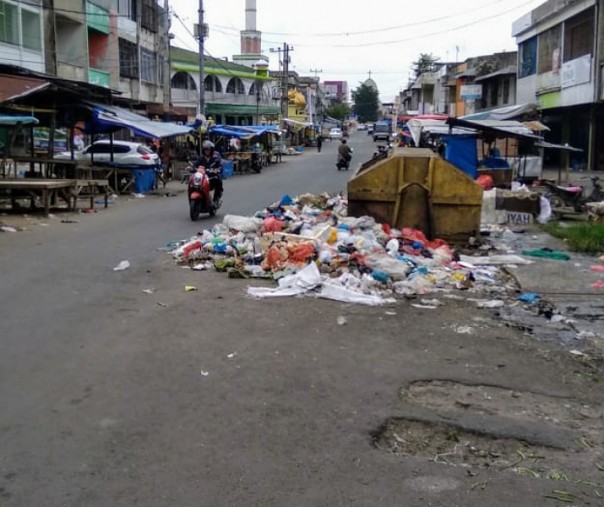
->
317, 134, 323, 153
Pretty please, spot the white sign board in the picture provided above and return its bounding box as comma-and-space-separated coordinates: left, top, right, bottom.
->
460, 84, 482, 100
561, 55, 592, 88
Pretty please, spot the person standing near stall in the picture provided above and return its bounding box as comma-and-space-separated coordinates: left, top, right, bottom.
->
317, 134, 323, 153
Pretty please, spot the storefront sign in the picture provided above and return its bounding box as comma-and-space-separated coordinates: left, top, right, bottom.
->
561, 55, 592, 88
460, 84, 482, 100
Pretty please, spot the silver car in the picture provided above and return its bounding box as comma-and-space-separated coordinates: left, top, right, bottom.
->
55, 140, 160, 167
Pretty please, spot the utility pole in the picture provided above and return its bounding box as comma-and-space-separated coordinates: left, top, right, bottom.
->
162, 0, 171, 118
196, 0, 206, 118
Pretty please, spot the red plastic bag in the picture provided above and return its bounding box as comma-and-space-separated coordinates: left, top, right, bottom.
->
476, 174, 494, 190
263, 217, 285, 233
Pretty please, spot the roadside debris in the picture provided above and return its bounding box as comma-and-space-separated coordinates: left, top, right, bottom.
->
165, 194, 521, 306
113, 260, 130, 271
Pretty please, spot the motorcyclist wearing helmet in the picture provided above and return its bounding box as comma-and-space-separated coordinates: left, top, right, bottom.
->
193, 140, 223, 204
337, 138, 353, 167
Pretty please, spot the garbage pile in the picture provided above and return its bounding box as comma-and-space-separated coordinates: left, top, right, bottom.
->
168, 193, 523, 306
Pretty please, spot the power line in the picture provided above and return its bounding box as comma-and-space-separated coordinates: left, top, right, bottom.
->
212, 0, 506, 38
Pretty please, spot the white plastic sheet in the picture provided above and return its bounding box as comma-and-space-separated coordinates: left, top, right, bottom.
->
247, 262, 321, 298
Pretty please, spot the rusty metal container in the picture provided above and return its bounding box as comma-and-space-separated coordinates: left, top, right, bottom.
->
347, 148, 483, 243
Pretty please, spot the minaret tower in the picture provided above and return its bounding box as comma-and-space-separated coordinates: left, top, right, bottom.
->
233, 0, 268, 67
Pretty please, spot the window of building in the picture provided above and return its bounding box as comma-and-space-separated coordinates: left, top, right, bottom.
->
519, 36, 537, 78
140, 48, 157, 83
204, 75, 222, 93
117, 0, 136, 22
172, 71, 196, 90
226, 78, 245, 95
119, 38, 138, 79
21, 8, 41, 50
0, 1, 18, 46
141, 0, 157, 32
563, 8, 594, 62
538, 26, 562, 73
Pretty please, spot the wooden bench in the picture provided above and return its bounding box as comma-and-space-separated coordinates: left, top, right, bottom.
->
0, 178, 76, 215
74, 179, 110, 209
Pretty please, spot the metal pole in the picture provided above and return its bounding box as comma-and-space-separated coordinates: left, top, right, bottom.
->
163, 0, 171, 117
198, 0, 205, 117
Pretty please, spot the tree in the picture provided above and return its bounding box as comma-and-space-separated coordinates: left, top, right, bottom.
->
325, 100, 351, 121
351, 83, 379, 123
412, 53, 440, 77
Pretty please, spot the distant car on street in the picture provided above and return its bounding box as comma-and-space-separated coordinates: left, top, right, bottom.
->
367, 124, 374, 135
55, 140, 160, 167
357, 123, 367, 131
329, 128, 343, 141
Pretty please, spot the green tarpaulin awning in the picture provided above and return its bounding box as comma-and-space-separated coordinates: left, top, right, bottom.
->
205, 103, 280, 116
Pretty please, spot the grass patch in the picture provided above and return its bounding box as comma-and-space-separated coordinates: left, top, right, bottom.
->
543, 222, 604, 253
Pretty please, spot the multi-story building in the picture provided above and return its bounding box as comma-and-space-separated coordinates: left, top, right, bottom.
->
322, 80, 348, 105
41, 0, 168, 108
170, 45, 279, 125
0, 0, 45, 73
513, 0, 599, 170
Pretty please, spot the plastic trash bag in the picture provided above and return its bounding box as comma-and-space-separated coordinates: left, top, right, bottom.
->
223, 214, 263, 233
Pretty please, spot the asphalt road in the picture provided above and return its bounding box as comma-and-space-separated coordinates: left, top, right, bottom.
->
1, 133, 602, 506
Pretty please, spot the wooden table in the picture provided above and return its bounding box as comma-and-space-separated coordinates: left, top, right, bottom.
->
75, 164, 136, 195
0, 179, 76, 215
11, 157, 78, 178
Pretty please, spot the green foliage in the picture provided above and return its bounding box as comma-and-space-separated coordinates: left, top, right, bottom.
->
412, 53, 441, 77
543, 222, 604, 253
325, 101, 351, 121
351, 83, 379, 123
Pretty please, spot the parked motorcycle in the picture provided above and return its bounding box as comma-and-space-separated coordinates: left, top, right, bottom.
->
186, 167, 220, 221
540, 176, 604, 212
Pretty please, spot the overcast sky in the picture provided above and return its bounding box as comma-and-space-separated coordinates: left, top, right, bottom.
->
169, 0, 546, 101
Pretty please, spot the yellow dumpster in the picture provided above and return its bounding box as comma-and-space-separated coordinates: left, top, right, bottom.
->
347, 148, 483, 243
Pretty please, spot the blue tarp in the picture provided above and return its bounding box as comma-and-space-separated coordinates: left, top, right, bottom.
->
0, 115, 38, 126
208, 124, 281, 139
83, 102, 193, 139
442, 134, 478, 179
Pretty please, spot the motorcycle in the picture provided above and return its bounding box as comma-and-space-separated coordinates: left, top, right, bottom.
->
540, 176, 603, 212
336, 148, 353, 171
186, 165, 221, 221
372, 143, 393, 160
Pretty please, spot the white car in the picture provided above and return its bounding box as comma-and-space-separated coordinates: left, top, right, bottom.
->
55, 140, 160, 167
329, 128, 343, 140
357, 124, 367, 131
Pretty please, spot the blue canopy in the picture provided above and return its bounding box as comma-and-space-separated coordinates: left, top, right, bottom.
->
0, 115, 38, 126
442, 134, 478, 179
209, 124, 281, 140
84, 102, 193, 139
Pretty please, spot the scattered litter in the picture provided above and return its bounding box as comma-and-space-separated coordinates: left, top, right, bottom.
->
420, 298, 443, 306
412, 304, 438, 310
133, 193, 145, 198
0, 225, 17, 232
522, 248, 570, 261
113, 260, 130, 271
227, 352, 237, 359
337, 316, 348, 326
164, 194, 523, 306
192, 262, 212, 271
518, 292, 540, 303
142, 288, 156, 294
385, 311, 397, 316
453, 325, 475, 334
185, 285, 198, 292
592, 280, 604, 289
598, 255, 604, 263
39, 223, 49, 227
570, 350, 590, 359
549, 314, 565, 323
60, 219, 79, 224
156, 302, 168, 307
200, 370, 209, 377
590, 265, 604, 272
476, 299, 505, 308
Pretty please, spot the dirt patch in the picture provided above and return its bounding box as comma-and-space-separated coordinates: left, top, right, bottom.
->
402, 380, 604, 443
372, 418, 555, 469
